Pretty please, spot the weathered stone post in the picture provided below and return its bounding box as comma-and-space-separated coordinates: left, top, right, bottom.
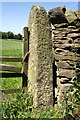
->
28, 5, 53, 107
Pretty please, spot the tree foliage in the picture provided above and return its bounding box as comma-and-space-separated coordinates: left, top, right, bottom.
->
0, 31, 22, 40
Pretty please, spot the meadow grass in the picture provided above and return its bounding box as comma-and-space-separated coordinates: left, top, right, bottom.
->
0, 39, 22, 57
0, 39, 22, 90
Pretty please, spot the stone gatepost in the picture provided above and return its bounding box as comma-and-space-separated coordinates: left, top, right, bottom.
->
28, 5, 53, 107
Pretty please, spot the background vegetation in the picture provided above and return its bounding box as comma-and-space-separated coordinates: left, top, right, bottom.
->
0, 31, 22, 40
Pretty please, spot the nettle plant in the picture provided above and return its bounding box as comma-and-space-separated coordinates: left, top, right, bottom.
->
60, 60, 80, 119
1, 88, 33, 119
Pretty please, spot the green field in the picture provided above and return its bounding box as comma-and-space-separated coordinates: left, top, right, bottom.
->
0, 39, 22, 89
0, 39, 22, 57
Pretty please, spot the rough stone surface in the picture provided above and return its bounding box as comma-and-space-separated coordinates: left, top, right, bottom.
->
74, 38, 80, 43
53, 23, 68, 28
74, 10, 80, 19
56, 61, 72, 69
57, 83, 73, 103
48, 6, 67, 24
54, 54, 79, 61
67, 33, 80, 38
58, 69, 76, 78
65, 10, 78, 24
65, 10, 80, 27
68, 25, 76, 29
28, 5, 53, 107
61, 83, 73, 91
51, 7, 80, 104
59, 78, 70, 83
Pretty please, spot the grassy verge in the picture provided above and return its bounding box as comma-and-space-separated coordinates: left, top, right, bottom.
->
0, 39, 22, 89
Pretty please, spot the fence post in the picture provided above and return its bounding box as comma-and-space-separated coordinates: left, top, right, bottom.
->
22, 27, 29, 87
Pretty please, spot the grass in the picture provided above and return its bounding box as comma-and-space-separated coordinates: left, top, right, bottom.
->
0, 39, 22, 57
0, 39, 22, 90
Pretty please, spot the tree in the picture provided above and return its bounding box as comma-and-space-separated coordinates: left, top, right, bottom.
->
17, 33, 22, 40
14, 33, 22, 40
2, 32, 7, 39
0, 31, 22, 40
0, 32, 2, 39
7, 31, 14, 39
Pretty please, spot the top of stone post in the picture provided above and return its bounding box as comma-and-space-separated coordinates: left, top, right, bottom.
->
30, 5, 47, 14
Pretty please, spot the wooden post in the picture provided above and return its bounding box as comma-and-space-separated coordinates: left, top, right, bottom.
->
22, 27, 29, 87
